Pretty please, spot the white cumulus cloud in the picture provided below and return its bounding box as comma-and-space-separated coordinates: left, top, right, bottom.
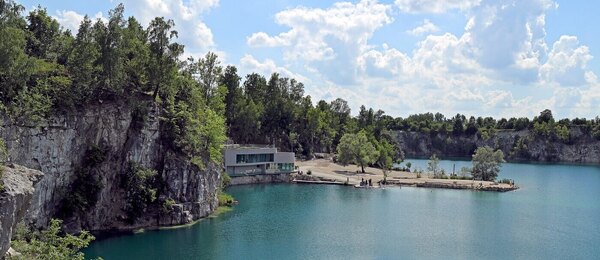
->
240, 55, 308, 83
395, 0, 481, 13
540, 35, 594, 86
406, 19, 440, 36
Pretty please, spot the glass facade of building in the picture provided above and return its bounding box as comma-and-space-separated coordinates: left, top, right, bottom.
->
278, 163, 294, 172
236, 153, 274, 164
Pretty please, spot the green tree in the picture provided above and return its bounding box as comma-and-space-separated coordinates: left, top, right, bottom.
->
0, 15, 34, 102
67, 16, 100, 102
11, 219, 96, 260
427, 154, 440, 177
197, 51, 223, 100
25, 7, 60, 60
220, 65, 241, 130
147, 17, 182, 100
375, 139, 395, 181
122, 16, 150, 93
336, 130, 378, 173
98, 3, 126, 94
230, 97, 262, 144
472, 146, 505, 181
243, 73, 267, 103
123, 162, 157, 222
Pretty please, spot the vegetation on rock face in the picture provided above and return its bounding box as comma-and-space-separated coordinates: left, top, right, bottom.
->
59, 144, 108, 217
122, 162, 158, 222
0, 137, 7, 191
10, 219, 97, 260
217, 190, 234, 207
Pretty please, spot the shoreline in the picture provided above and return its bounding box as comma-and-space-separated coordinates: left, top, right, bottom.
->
296, 159, 518, 192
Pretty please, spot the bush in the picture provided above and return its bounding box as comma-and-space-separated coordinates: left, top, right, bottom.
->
122, 162, 158, 222
221, 171, 231, 187
307, 170, 312, 175
0, 168, 4, 193
59, 145, 108, 217
162, 198, 176, 213
0, 138, 6, 192
218, 190, 234, 207
11, 219, 97, 260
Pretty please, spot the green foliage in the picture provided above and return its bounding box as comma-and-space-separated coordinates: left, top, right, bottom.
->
471, 146, 505, 181
162, 198, 176, 213
147, 17, 182, 100
217, 190, 234, 207
375, 139, 395, 179
221, 171, 231, 187
0, 137, 8, 163
593, 124, 600, 140
11, 219, 96, 260
336, 130, 378, 173
555, 124, 570, 142
0, 138, 7, 191
59, 144, 107, 217
427, 154, 441, 177
510, 136, 531, 159
122, 162, 158, 222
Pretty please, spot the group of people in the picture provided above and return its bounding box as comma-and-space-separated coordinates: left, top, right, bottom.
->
360, 178, 372, 186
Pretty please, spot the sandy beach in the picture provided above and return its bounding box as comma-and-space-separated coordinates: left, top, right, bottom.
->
296, 159, 517, 191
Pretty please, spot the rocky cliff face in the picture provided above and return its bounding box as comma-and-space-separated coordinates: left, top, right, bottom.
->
0, 100, 220, 233
393, 128, 600, 163
0, 164, 43, 257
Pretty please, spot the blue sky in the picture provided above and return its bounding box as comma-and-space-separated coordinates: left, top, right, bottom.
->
19, 0, 600, 119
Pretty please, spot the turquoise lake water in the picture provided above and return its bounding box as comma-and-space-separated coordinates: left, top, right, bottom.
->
84, 159, 600, 259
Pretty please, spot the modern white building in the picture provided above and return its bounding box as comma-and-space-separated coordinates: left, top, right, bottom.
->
224, 145, 295, 176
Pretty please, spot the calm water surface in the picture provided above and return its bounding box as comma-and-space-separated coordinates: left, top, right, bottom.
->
85, 159, 600, 259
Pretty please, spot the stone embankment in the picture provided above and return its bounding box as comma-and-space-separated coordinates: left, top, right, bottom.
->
229, 173, 293, 186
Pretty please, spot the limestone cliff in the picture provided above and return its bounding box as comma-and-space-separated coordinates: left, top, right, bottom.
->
393, 128, 600, 163
0, 164, 43, 257
0, 100, 220, 233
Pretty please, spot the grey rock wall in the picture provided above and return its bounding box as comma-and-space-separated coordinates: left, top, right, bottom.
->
393, 129, 600, 163
0, 164, 43, 257
0, 100, 220, 233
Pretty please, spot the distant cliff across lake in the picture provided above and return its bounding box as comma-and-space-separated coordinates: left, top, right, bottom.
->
393, 126, 600, 163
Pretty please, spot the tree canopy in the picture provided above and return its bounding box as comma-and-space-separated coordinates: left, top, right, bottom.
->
471, 146, 505, 181
336, 130, 379, 173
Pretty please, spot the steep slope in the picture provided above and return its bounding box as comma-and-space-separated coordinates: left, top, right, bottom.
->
1, 100, 220, 233
393, 128, 600, 163
0, 164, 43, 257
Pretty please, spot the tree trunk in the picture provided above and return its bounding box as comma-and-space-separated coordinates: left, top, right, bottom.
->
152, 83, 159, 100
361, 164, 365, 173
